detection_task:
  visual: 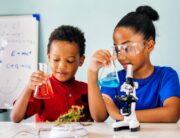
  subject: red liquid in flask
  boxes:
[34,79,54,99]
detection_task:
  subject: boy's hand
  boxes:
[88,50,112,72]
[27,70,49,91]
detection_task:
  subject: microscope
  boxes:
[113,64,140,132]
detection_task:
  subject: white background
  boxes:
[1,0,180,82]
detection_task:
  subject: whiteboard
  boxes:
[0,15,39,109]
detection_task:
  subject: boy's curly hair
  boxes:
[47,25,86,57]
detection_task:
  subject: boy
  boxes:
[11,25,92,122]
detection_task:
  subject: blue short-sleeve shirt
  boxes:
[101,66,180,110]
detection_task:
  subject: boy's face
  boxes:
[48,40,85,82]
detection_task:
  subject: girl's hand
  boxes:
[102,94,124,121]
[27,70,49,91]
[88,49,112,72]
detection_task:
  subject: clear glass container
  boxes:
[33,63,54,99]
[98,60,119,88]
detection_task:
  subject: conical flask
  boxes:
[33,63,54,99]
[98,60,119,88]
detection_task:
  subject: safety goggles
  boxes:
[114,40,146,56]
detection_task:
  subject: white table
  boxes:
[0,122,180,138]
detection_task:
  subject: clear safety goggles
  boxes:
[114,41,146,56]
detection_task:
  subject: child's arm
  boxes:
[10,86,33,123]
[103,95,180,123]
[136,96,180,123]
[10,71,47,123]
[102,94,124,120]
[88,50,112,122]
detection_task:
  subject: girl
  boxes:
[88,5,180,123]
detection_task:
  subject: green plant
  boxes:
[54,105,84,126]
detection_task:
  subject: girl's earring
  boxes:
[147,39,155,51]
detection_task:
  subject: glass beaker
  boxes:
[98,60,120,88]
[33,63,54,99]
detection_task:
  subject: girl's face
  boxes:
[113,27,154,73]
[48,40,84,82]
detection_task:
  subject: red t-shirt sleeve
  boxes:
[80,82,88,95]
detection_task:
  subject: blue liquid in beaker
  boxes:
[98,77,119,88]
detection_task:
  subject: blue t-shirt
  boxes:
[101,66,180,110]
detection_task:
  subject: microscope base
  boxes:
[113,118,140,132]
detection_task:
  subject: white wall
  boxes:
[1,0,180,82]
[0,0,180,121]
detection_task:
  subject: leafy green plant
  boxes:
[54,105,84,126]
